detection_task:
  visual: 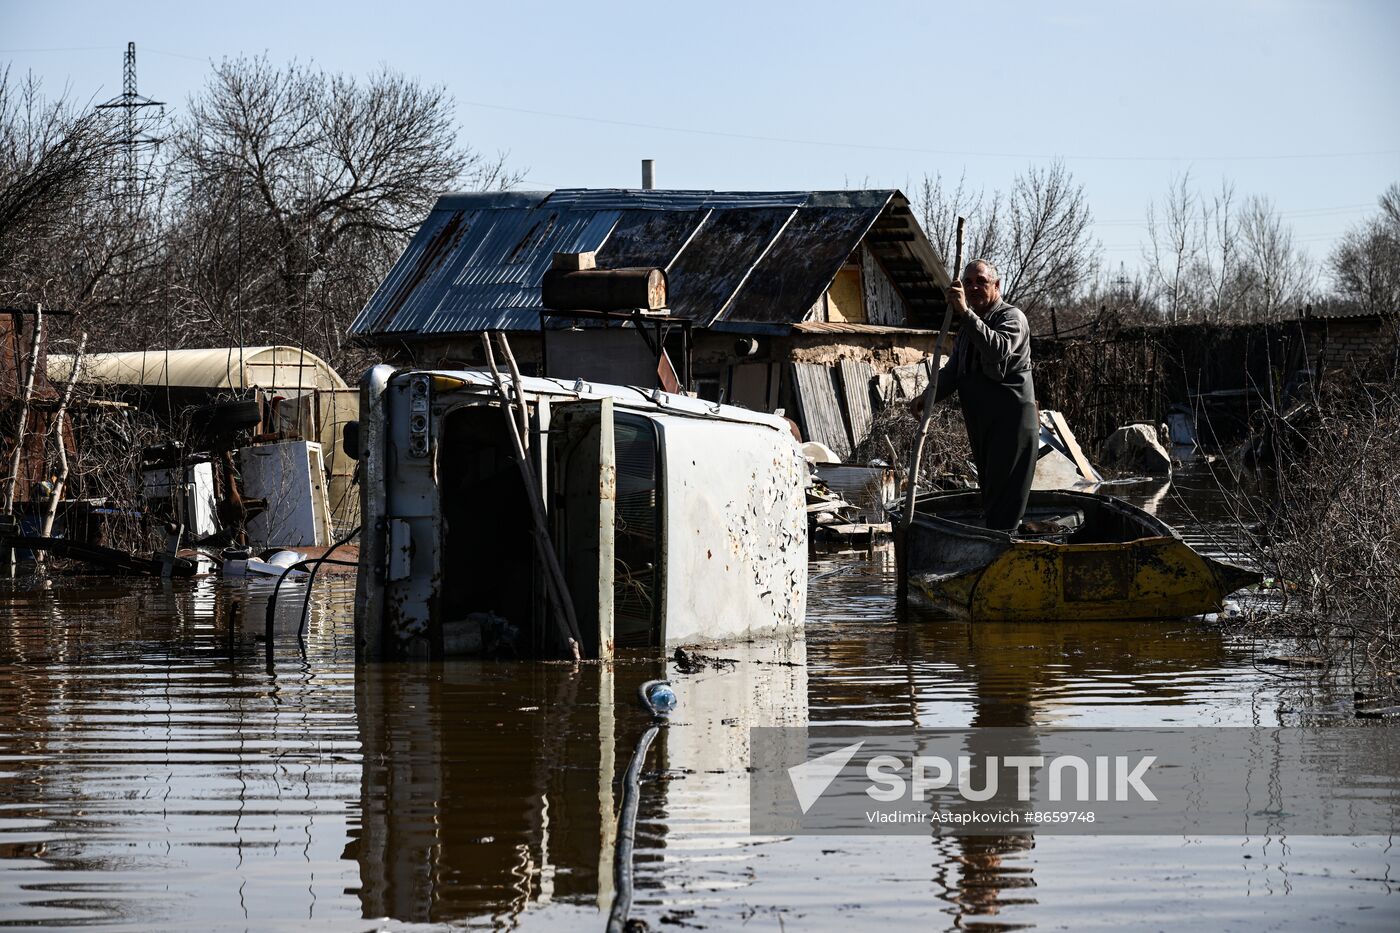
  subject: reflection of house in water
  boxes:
[347,638,807,926]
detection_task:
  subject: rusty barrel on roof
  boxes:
[541,266,668,312]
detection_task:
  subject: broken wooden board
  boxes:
[1047,409,1101,482]
[790,362,851,460]
[836,359,876,453]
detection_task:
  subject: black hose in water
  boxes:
[262,525,361,647]
[607,679,675,933]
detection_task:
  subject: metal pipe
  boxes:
[641,159,655,190]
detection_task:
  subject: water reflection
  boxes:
[0,469,1394,932]
[346,637,808,926]
[807,585,1243,928]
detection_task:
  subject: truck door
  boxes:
[549,398,616,659]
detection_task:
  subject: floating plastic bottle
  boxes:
[643,682,677,717]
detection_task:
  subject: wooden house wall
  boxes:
[860,246,909,326]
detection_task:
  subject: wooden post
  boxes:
[4,304,42,577]
[499,335,531,452]
[897,219,964,603]
[38,332,87,553]
[3,304,42,515]
[481,334,584,657]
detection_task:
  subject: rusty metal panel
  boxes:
[351,188,948,339]
[595,209,709,269]
[350,194,620,337]
[716,200,885,325]
[666,207,796,322]
[1063,548,1134,602]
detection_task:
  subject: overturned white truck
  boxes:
[352,365,809,660]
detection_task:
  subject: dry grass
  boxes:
[854,401,976,489]
[1240,355,1400,691]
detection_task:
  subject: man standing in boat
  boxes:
[916,260,1037,532]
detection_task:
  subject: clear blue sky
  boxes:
[4,0,1398,280]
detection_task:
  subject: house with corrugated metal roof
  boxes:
[348,188,953,459]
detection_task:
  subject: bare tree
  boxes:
[1238,195,1312,320]
[0,69,124,309]
[1144,171,1205,324]
[168,56,521,365]
[999,160,1098,312]
[1202,179,1243,323]
[1329,183,1400,317]
[913,161,1097,314]
[912,171,1003,276]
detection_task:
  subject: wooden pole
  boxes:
[37,333,86,554]
[897,219,964,603]
[481,334,584,658]
[3,304,43,515]
[498,334,531,452]
[3,304,42,576]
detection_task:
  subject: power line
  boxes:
[462,98,1400,164]
[1091,204,1377,227]
[0,46,113,53]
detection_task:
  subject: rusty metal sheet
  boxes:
[715,200,886,325]
[595,209,709,269]
[666,207,796,322]
[350,188,948,339]
[350,195,620,337]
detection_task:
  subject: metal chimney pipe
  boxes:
[641,159,655,190]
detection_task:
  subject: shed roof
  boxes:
[47,346,348,393]
[349,188,950,340]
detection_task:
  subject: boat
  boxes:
[892,488,1259,621]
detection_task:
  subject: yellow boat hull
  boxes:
[898,489,1259,621]
[910,536,1247,621]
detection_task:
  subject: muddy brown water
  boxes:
[1,465,1395,931]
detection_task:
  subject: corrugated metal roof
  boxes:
[350,188,946,339]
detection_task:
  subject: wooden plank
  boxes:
[837,359,876,451]
[1047,409,1099,482]
[551,250,597,271]
[790,362,851,460]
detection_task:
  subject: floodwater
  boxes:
[1,464,1396,931]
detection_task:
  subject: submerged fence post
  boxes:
[38,332,87,552]
[4,304,43,577]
